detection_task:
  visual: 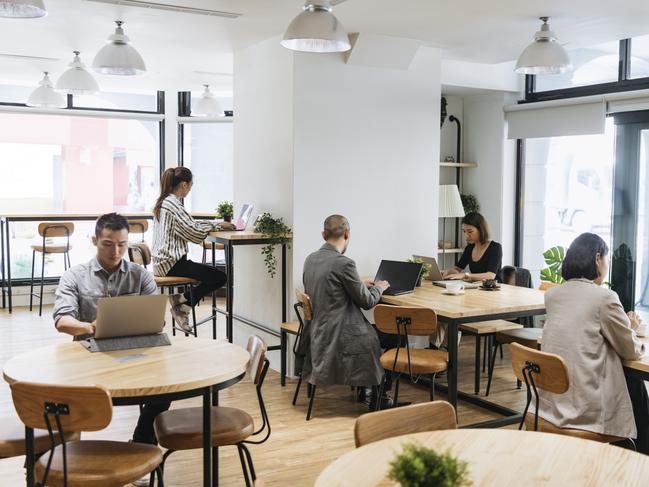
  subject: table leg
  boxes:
[447,320,458,409]
[6,219,12,313]
[212,246,217,339]
[474,334,481,395]
[212,388,219,487]
[226,242,234,343]
[1,219,5,309]
[203,387,212,487]
[25,426,34,487]
[281,330,287,387]
[282,243,287,323]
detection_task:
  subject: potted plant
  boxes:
[388,442,471,487]
[254,212,291,278]
[540,245,567,284]
[216,201,234,222]
[460,194,480,215]
[409,257,432,286]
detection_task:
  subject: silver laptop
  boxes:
[412,255,480,289]
[233,203,254,231]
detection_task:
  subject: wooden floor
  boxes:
[0,302,528,486]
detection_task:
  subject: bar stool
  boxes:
[202,240,225,265]
[30,222,74,316]
[128,219,148,243]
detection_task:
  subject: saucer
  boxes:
[442,289,465,295]
[479,286,501,291]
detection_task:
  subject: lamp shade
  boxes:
[0,0,46,18]
[438,185,465,218]
[192,85,223,117]
[27,72,66,108]
[281,1,351,53]
[92,20,146,76]
[55,51,99,94]
[515,17,572,75]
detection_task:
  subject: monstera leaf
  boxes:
[540,246,567,283]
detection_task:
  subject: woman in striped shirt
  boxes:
[152,166,231,331]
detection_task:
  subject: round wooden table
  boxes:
[316,429,649,487]
[3,336,250,487]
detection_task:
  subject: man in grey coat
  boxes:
[300,214,398,409]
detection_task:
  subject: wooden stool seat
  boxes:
[34,440,162,487]
[153,276,200,286]
[156,406,254,450]
[496,328,543,349]
[379,348,448,375]
[203,241,225,250]
[280,321,300,335]
[459,320,523,335]
[30,244,72,254]
[524,413,625,444]
[0,415,79,458]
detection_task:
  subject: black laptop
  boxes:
[374,260,423,296]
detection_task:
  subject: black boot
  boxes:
[367,387,394,410]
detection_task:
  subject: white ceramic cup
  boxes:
[637,323,649,338]
[446,282,465,294]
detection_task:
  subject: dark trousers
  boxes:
[624,368,649,454]
[167,255,227,307]
[132,399,171,444]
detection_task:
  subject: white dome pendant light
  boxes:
[0,0,46,18]
[92,20,146,75]
[515,17,572,75]
[56,51,100,94]
[192,85,223,117]
[27,72,66,108]
[281,1,351,53]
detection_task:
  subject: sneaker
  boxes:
[169,300,193,333]
[132,474,151,487]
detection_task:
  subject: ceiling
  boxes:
[2,0,649,93]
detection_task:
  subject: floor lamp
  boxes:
[438,185,465,266]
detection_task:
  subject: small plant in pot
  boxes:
[216,201,234,222]
[408,257,432,286]
[388,442,471,487]
[254,212,291,278]
[460,194,480,215]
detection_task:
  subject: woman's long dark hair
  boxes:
[462,212,490,244]
[153,167,193,220]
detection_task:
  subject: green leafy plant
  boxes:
[388,442,471,487]
[409,257,432,279]
[216,201,234,221]
[460,194,480,214]
[254,212,291,278]
[540,246,567,284]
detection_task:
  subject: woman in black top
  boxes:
[442,212,502,282]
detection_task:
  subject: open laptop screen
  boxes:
[374,260,423,295]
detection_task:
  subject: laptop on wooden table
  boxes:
[374,260,423,296]
[412,255,480,289]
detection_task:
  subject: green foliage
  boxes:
[409,257,432,278]
[254,212,291,278]
[540,246,567,283]
[388,442,471,487]
[216,201,234,220]
[460,194,480,214]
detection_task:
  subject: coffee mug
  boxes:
[637,324,649,338]
[482,279,498,289]
[446,282,465,294]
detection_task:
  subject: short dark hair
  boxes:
[95,212,129,238]
[561,233,609,281]
[462,212,490,244]
[323,214,349,240]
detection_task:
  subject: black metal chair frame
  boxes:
[30,224,72,316]
[37,400,163,487]
[160,359,270,487]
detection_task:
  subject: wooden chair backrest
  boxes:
[11,382,112,432]
[37,222,74,238]
[509,343,569,394]
[246,335,268,385]
[128,219,149,235]
[129,243,152,267]
[374,305,438,336]
[539,282,559,291]
[295,290,313,321]
[354,401,457,447]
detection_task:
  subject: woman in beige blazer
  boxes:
[539,233,647,453]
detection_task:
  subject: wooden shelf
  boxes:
[437,248,464,254]
[440,162,478,168]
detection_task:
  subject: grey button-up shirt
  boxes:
[53,257,158,326]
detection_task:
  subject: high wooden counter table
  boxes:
[316,429,649,487]
[381,282,546,427]
[3,336,249,487]
[624,335,649,379]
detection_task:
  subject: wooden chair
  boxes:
[509,342,626,444]
[128,243,200,337]
[127,219,148,243]
[202,240,225,265]
[279,290,311,387]
[354,400,457,447]
[374,305,447,409]
[0,415,80,459]
[10,382,163,486]
[155,335,270,487]
[30,222,74,316]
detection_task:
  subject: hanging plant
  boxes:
[254,212,291,278]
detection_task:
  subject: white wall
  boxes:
[291,47,441,283]
[233,37,294,360]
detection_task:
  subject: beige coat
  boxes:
[539,279,645,438]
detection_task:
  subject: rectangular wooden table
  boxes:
[624,336,649,379]
[0,212,214,312]
[381,281,546,427]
